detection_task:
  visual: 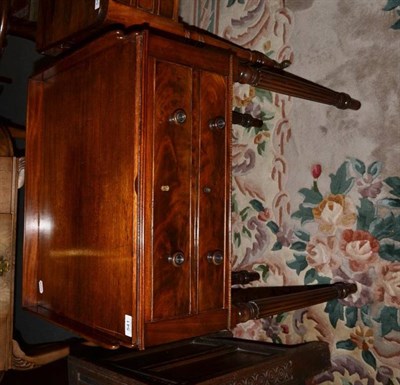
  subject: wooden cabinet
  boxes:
[23,28,231,350]
[21,0,361,358]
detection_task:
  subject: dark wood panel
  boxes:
[150,59,193,321]
[36,0,106,52]
[197,71,228,313]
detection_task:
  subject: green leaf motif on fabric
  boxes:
[276,313,287,323]
[249,199,265,212]
[294,229,310,242]
[362,350,377,370]
[382,0,400,28]
[392,18,400,29]
[255,88,273,103]
[239,206,251,221]
[382,0,400,11]
[349,157,366,176]
[234,232,241,248]
[345,306,358,328]
[304,268,317,284]
[361,305,373,327]
[357,198,376,231]
[330,162,354,195]
[267,220,280,234]
[370,214,400,241]
[242,226,251,238]
[232,194,239,213]
[290,241,307,252]
[287,253,308,275]
[259,110,275,121]
[302,269,330,285]
[292,204,314,224]
[379,243,400,262]
[379,198,400,208]
[298,187,323,205]
[315,275,331,284]
[336,339,357,350]
[385,176,400,197]
[375,307,400,336]
[227,0,245,7]
[257,141,266,156]
[254,264,269,282]
[325,299,344,327]
[367,161,382,179]
[272,241,283,251]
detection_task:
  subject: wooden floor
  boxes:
[1,358,69,385]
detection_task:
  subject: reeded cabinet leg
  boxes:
[231,282,357,325]
[235,63,361,110]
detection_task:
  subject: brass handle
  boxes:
[168,251,185,267]
[207,250,224,266]
[169,109,187,125]
[0,256,10,276]
[208,116,226,130]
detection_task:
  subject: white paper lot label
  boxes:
[125,315,133,337]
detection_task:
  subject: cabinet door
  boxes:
[147,58,194,321]
[143,34,231,346]
[197,71,229,312]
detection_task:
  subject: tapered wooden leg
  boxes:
[231,282,357,325]
[235,63,361,110]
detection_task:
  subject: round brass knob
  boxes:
[207,250,224,266]
[169,109,187,125]
[208,116,226,130]
[168,251,185,267]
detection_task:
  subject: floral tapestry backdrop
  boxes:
[180,1,400,384]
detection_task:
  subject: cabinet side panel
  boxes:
[25,36,138,343]
[23,80,44,309]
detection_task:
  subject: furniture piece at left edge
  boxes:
[0,120,72,381]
